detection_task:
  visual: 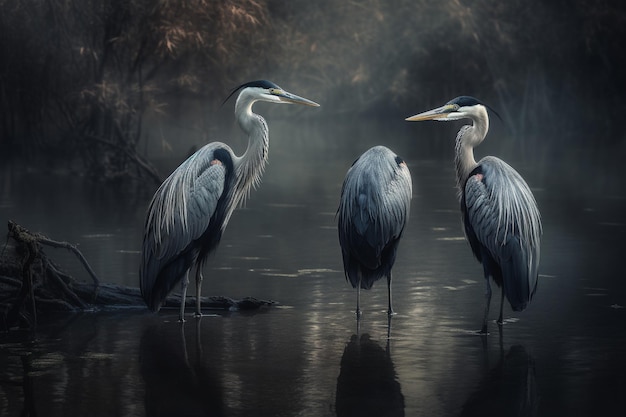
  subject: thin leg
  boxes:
[195,267,203,318]
[480,277,492,335]
[387,272,395,316]
[497,285,504,326]
[356,274,362,319]
[179,270,189,322]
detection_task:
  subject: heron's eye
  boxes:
[269,88,282,95]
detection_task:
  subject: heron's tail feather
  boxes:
[344,264,384,290]
[500,237,539,312]
[140,253,193,312]
[341,239,400,290]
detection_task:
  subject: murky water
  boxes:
[1,120,625,416]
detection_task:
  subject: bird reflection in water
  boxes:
[139,321,225,417]
[335,322,405,417]
[461,344,538,417]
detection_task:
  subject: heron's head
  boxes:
[224,80,320,108]
[405,96,500,123]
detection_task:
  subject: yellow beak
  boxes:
[405,104,456,122]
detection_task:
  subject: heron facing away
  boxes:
[406,96,541,334]
[140,80,319,321]
[337,146,412,318]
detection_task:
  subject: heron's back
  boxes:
[462,157,541,310]
[338,146,412,289]
[140,143,237,311]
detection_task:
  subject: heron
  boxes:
[406,96,541,333]
[337,146,412,318]
[140,80,319,321]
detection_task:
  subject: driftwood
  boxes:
[1,221,276,330]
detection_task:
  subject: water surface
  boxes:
[1,120,624,416]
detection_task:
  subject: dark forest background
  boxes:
[1,0,624,184]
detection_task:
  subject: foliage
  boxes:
[0,0,274,181]
[0,0,623,180]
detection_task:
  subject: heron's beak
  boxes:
[276,90,320,107]
[405,104,455,122]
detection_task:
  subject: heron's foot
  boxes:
[178,316,186,323]
[194,312,203,318]
[387,309,397,317]
[497,317,504,326]
[355,309,362,319]
[478,324,489,336]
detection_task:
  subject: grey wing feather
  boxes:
[140,143,230,302]
[338,146,412,282]
[464,157,541,310]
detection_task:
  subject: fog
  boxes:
[1,1,624,175]
[1,3,625,416]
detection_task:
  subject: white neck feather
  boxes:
[234,93,269,206]
[454,105,489,196]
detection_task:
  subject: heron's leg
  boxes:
[195,267,203,318]
[480,276,492,335]
[179,270,190,322]
[497,285,504,326]
[387,272,395,316]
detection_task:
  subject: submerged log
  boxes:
[1,221,276,330]
[72,281,277,311]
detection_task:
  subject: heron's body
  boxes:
[461,156,540,313]
[140,142,239,312]
[406,96,541,333]
[140,81,319,320]
[337,146,412,316]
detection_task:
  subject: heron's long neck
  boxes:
[454,130,477,193]
[234,99,269,203]
[454,110,488,197]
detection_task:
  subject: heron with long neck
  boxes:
[140,80,319,321]
[406,96,541,334]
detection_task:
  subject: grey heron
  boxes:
[337,146,412,318]
[406,96,541,334]
[140,80,319,321]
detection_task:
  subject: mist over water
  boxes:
[1,1,625,415]
[1,115,625,416]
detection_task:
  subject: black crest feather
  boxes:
[447,95,502,121]
[222,80,280,106]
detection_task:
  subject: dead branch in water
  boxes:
[2,220,101,329]
[1,221,276,331]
